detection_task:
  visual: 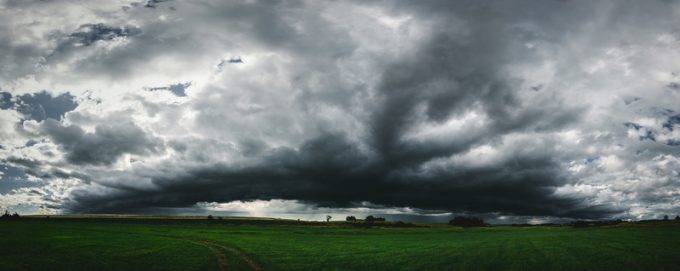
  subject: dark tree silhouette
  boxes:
[448,216,485,227]
[1,211,20,220]
[326,215,332,222]
[675,215,680,221]
[364,215,385,223]
[346,216,357,222]
[207,215,214,220]
[664,215,669,221]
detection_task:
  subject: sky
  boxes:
[0,0,679,223]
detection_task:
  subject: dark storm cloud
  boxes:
[65,132,617,219]
[39,119,163,165]
[60,0,618,218]
[5,0,677,220]
[370,0,584,168]
[0,91,78,121]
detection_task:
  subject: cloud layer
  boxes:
[0,0,679,221]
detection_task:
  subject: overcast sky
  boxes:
[0,0,679,223]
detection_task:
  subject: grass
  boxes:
[1,216,679,270]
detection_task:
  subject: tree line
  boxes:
[0,210,20,220]
[345,215,387,222]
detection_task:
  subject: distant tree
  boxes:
[207,215,214,220]
[346,216,356,222]
[448,216,486,227]
[664,215,669,221]
[364,215,386,223]
[326,215,332,222]
[676,215,680,221]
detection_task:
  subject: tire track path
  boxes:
[188,240,230,271]
[63,226,262,271]
[200,240,262,271]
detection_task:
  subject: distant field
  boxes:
[1,216,679,271]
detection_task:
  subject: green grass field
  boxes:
[1,217,679,271]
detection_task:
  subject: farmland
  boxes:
[1,216,679,271]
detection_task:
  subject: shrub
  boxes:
[365,215,386,223]
[346,216,357,222]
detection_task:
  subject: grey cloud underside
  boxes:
[66,133,616,219]
[40,119,163,165]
